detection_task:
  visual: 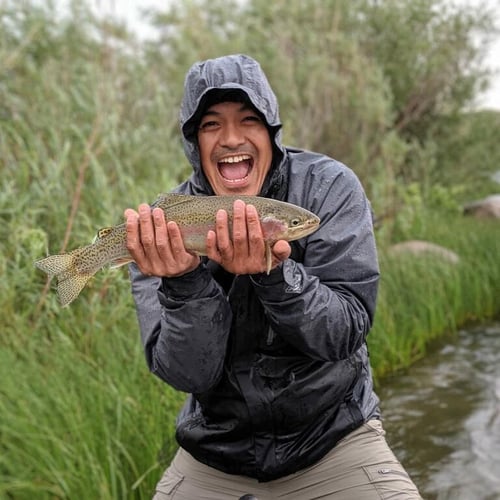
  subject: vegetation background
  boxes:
[1,0,499,497]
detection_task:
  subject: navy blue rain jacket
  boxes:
[129,54,381,481]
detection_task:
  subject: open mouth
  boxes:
[217,154,253,183]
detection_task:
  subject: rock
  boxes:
[387,240,460,264]
[463,194,500,219]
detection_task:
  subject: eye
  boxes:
[291,218,301,227]
[199,120,219,131]
[242,114,262,124]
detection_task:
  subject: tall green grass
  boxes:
[371,214,500,376]
[1,144,186,498]
[1,209,498,499]
[1,273,186,499]
[1,1,499,497]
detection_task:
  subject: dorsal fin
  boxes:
[95,227,114,240]
[152,193,195,210]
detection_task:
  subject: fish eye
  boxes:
[291,218,301,227]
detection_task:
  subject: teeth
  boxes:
[219,154,251,164]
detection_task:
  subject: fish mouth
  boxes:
[305,216,321,233]
[217,154,253,184]
[290,216,321,239]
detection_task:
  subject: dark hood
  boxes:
[179,54,287,198]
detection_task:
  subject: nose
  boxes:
[219,122,245,148]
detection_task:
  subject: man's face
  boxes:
[197,101,273,196]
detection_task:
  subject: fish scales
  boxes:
[34,194,320,306]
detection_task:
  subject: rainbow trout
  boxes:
[35,194,320,306]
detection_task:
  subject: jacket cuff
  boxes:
[251,260,305,297]
[160,263,212,299]
[250,262,285,286]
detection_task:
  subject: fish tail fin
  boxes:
[34,252,94,306]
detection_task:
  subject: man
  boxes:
[125,54,421,499]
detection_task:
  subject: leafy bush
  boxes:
[0,0,499,497]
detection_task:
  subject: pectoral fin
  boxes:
[265,242,272,275]
[109,257,134,269]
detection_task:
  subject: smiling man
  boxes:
[125,54,422,499]
[197,100,273,195]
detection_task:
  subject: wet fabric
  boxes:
[130,54,382,481]
[177,53,287,199]
[152,420,422,500]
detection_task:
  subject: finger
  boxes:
[124,208,144,259]
[166,221,186,257]
[152,207,171,257]
[138,204,157,254]
[272,240,291,262]
[164,221,201,275]
[246,203,264,249]
[215,209,232,257]
[231,200,248,253]
[206,230,221,262]
[124,208,138,219]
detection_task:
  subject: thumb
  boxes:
[272,240,291,261]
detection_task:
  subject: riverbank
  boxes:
[371,212,500,378]
[2,2,500,496]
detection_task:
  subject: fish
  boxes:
[34,194,320,306]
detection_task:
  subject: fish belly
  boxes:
[179,223,215,255]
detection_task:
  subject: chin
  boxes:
[216,181,261,197]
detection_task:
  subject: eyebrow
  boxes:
[202,102,254,117]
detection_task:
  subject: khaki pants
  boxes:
[153,420,422,500]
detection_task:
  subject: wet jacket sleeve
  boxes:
[129,263,232,393]
[250,166,379,361]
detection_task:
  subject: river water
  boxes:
[378,322,500,500]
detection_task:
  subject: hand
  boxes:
[206,199,291,275]
[124,204,200,278]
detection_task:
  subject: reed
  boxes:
[1,2,499,497]
[2,209,498,498]
[1,281,185,499]
[370,214,500,376]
